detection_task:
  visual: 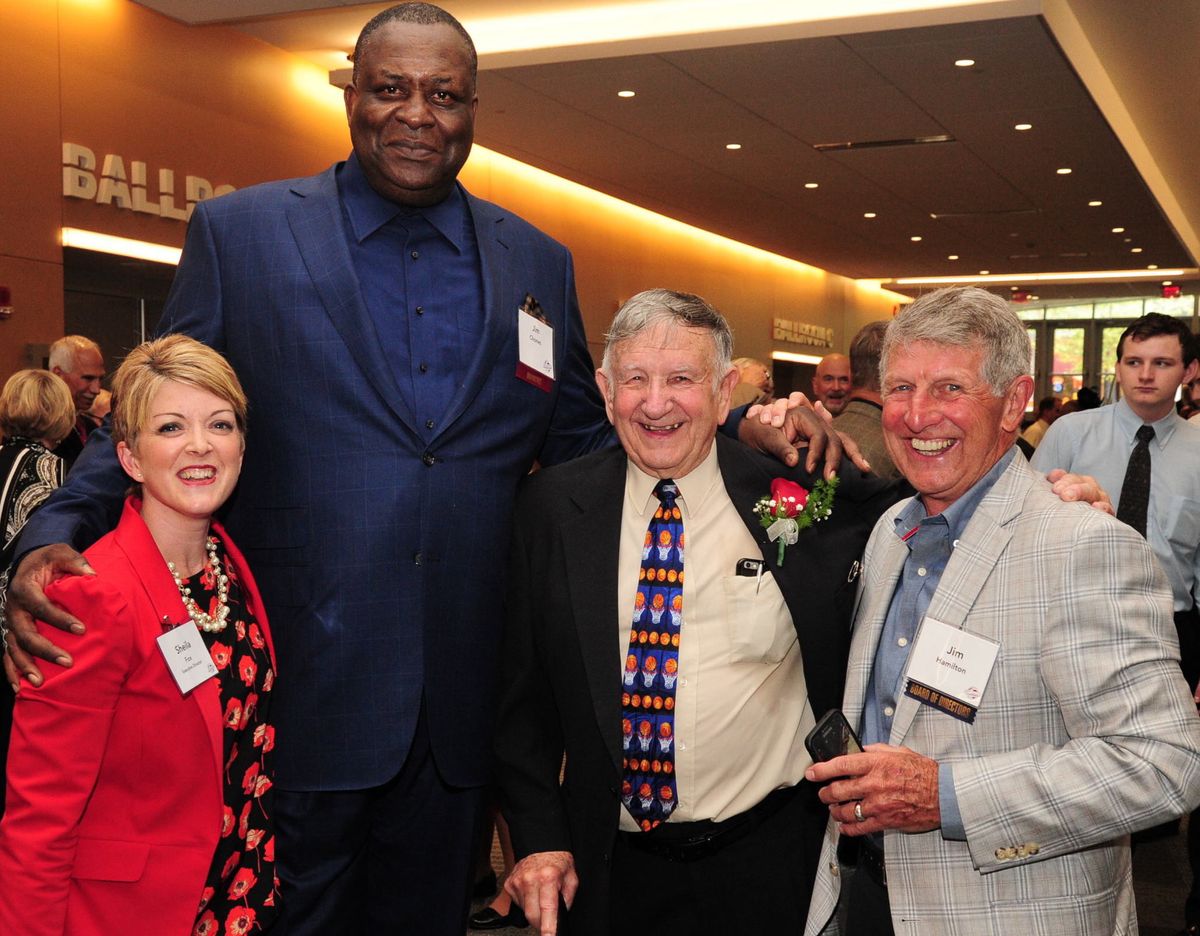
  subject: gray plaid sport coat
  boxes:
[806,453,1200,936]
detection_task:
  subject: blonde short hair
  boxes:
[0,370,76,444]
[111,335,247,448]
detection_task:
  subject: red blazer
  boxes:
[0,498,276,936]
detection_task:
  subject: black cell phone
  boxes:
[805,709,863,763]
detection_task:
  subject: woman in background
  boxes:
[0,335,279,935]
[0,368,75,819]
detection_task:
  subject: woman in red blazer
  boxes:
[0,335,279,935]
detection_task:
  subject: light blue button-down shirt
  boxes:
[861,448,1015,840]
[1032,399,1200,611]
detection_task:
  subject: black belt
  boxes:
[619,784,801,862]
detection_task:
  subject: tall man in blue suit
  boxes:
[2,5,831,933]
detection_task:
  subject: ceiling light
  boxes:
[617,90,636,98]
[1014,123,1033,131]
[61,227,181,265]
[1088,200,1103,207]
[1111,227,1125,233]
[725,143,742,150]
[1009,285,1020,291]
[955,58,975,67]
[1056,168,1072,175]
[1148,264,1159,270]
[979,270,990,275]
[804,182,819,189]
[910,236,923,242]
[1029,295,1040,301]
[1163,281,1174,286]
[947,254,959,260]
[891,268,1194,286]
[1131,247,1143,253]
[863,212,877,219]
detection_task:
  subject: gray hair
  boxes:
[848,320,889,391]
[48,334,102,373]
[602,289,733,392]
[352,3,478,86]
[881,287,1030,395]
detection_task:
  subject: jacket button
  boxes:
[413,552,423,565]
[422,452,436,466]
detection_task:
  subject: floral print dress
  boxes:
[187,535,280,936]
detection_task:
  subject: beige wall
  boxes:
[0,0,902,382]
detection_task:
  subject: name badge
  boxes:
[156,621,218,695]
[516,293,555,392]
[902,616,998,723]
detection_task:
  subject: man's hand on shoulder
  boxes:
[505,850,578,936]
[1044,469,1115,515]
[740,391,870,478]
[2,544,94,691]
[806,743,941,836]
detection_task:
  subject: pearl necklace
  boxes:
[168,536,231,633]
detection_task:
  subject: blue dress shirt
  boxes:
[861,447,1016,839]
[1032,399,1200,611]
[337,153,483,440]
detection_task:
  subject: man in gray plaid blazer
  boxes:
[805,286,1200,936]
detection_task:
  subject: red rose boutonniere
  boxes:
[752,476,839,565]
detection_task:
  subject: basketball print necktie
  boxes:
[620,479,683,831]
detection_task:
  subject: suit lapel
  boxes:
[845,526,907,730]
[437,193,516,435]
[284,168,417,432]
[563,451,628,771]
[112,500,225,790]
[889,456,1027,744]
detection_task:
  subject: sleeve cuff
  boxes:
[938,761,967,840]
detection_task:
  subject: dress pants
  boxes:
[606,783,823,936]
[273,703,484,935]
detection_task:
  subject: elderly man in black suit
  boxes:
[494,289,899,935]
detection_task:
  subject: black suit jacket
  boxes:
[495,434,900,933]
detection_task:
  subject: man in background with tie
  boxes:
[494,289,898,935]
[1031,311,1200,936]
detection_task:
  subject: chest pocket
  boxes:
[1162,495,1200,553]
[722,573,796,664]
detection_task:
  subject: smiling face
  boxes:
[344,21,477,207]
[812,354,851,415]
[116,380,244,537]
[596,323,738,480]
[1116,333,1197,422]
[882,341,1031,516]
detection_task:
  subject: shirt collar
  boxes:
[338,152,470,252]
[894,446,1016,543]
[1113,396,1181,448]
[625,441,721,517]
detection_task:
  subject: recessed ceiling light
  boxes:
[617,90,636,98]
[979,269,990,275]
[1029,295,1040,301]
[725,143,742,150]
[1163,280,1174,286]
[1088,200,1103,207]
[910,236,923,242]
[947,254,959,260]
[1056,168,1072,175]
[1014,123,1033,131]
[1010,285,1020,291]
[955,58,975,67]
[1148,264,1159,270]
[804,182,819,189]
[1131,247,1143,253]
[1111,226,1125,233]
[863,212,877,219]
